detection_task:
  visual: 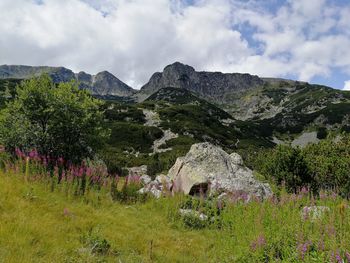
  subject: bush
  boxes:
[80,229,111,255]
[110,176,147,204]
[254,134,350,196]
[255,145,312,193]
[303,134,350,196]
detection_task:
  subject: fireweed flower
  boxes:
[319,191,327,200]
[300,186,309,195]
[345,252,350,263]
[85,167,93,179]
[250,234,266,252]
[331,250,343,263]
[302,207,310,221]
[330,191,338,201]
[63,208,70,217]
[297,240,312,260]
[317,238,325,251]
[28,149,38,159]
[57,157,64,166]
[15,148,25,159]
[326,225,336,238]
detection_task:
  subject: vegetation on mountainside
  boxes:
[101,87,273,176]
[220,80,350,142]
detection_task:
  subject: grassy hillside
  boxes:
[1,171,350,262]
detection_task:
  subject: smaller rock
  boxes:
[127,165,148,177]
[138,174,172,198]
[217,192,228,200]
[139,187,162,198]
[301,206,330,220]
[179,209,208,221]
[155,174,171,185]
[140,175,152,185]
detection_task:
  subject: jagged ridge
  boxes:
[0,65,135,97]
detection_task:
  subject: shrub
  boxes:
[80,229,111,255]
[110,176,146,204]
[255,145,312,193]
[303,134,350,196]
[254,134,350,196]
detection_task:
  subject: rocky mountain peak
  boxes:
[76,71,92,83]
[92,70,135,96]
[138,62,264,104]
[163,62,195,76]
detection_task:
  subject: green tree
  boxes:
[0,75,107,164]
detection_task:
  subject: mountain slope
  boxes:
[137,62,350,143]
[0,65,135,97]
[101,87,273,176]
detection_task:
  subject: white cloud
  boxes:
[344,80,350,91]
[0,0,349,88]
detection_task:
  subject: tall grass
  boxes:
[0,150,350,262]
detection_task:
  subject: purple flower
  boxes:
[57,157,64,165]
[250,234,266,252]
[63,208,70,216]
[331,250,343,263]
[345,251,350,263]
[318,239,325,251]
[297,240,312,260]
[15,148,25,158]
[326,225,336,237]
[300,186,309,195]
[28,149,38,160]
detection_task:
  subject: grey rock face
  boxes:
[76,71,93,83]
[139,62,264,104]
[0,65,135,96]
[168,142,272,200]
[92,71,135,96]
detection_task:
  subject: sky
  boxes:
[0,0,350,90]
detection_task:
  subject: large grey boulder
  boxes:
[168,143,272,200]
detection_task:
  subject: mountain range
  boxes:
[0,65,135,97]
[1,62,350,149]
